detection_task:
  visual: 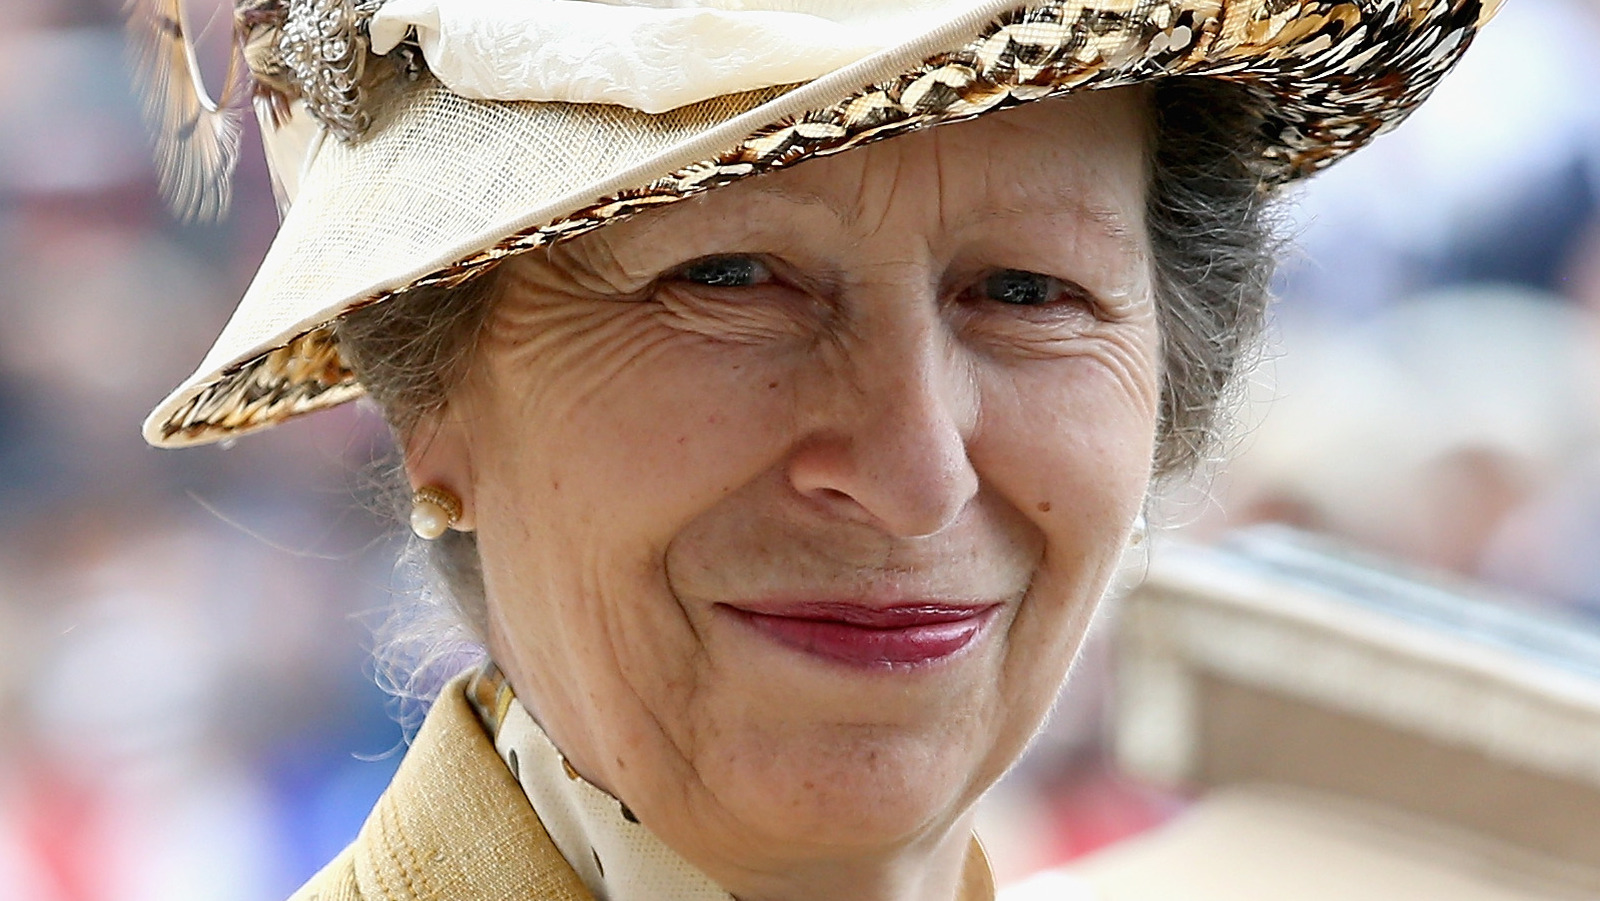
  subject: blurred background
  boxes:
[0,0,1596,897]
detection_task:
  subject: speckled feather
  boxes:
[125,0,247,221]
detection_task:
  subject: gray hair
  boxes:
[336,76,1279,701]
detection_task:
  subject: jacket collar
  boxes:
[348,674,595,901]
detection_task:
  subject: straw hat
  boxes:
[136,0,1503,448]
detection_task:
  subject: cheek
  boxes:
[985,305,1161,463]
[974,332,1160,575]
[969,353,1158,715]
[469,305,804,558]
[465,305,812,768]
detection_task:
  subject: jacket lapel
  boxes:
[349,678,596,901]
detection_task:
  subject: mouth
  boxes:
[718,601,1000,670]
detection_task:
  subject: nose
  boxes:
[786,305,981,539]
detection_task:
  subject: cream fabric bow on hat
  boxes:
[370,0,971,113]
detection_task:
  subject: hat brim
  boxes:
[144,0,1500,448]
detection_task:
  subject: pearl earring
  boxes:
[411,486,463,540]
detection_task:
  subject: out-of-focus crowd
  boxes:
[1181,0,1600,618]
[0,0,1596,897]
[1,2,409,898]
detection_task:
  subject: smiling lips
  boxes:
[722,601,999,669]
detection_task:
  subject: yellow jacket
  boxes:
[288,681,594,901]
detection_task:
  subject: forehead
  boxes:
[608,85,1153,252]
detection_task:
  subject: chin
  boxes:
[704,714,1001,853]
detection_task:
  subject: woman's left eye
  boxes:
[979,269,1077,306]
[673,255,773,288]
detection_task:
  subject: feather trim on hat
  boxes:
[126,0,423,219]
[125,0,247,221]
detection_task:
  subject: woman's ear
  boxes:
[403,406,476,532]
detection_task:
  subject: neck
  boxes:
[711,815,988,901]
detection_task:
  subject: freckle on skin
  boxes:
[1037,501,1052,513]
[767,381,779,389]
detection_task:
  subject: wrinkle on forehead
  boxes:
[954,187,1147,260]
[737,159,1145,246]
[667,88,1147,254]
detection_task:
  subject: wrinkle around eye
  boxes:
[651,283,826,346]
[957,301,1158,364]
[987,325,1162,415]
[539,232,663,298]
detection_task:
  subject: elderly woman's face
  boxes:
[419,88,1157,883]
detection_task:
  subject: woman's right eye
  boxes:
[672,255,773,288]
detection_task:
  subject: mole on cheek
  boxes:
[1037,501,1052,513]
